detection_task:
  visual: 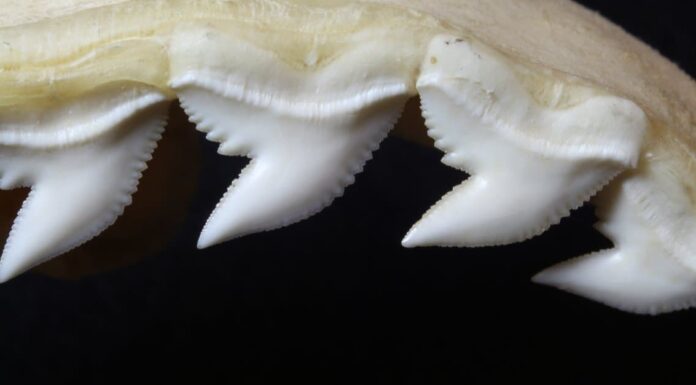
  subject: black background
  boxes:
[1,1,696,384]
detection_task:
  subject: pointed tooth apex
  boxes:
[401,226,430,248]
[0,100,169,282]
[534,182,696,315]
[532,249,696,315]
[407,35,645,247]
[176,85,407,248]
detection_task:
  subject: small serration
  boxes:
[403,35,645,248]
[0,96,169,282]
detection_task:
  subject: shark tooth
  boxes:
[0,88,169,282]
[170,25,411,248]
[178,86,405,249]
[533,177,696,315]
[403,36,646,248]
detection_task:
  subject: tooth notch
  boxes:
[404,35,646,248]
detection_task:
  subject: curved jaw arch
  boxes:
[0,0,694,316]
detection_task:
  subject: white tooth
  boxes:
[404,35,645,248]
[0,92,169,282]
[177,85,406,249]
[169,25,413,249]
[533,180,696,315]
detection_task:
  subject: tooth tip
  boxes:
[196,232,220,250]
[197,222,244,250]
[530,268,558,287]
[402,216,466,248]
[400,235,417,248]
[530,253,608,294]
[0,245,36,284]
[531,261,564,283]
[401,226,430,248]
[0,252,29,284]
[0,268,14,284]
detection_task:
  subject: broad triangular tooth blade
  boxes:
[403,35,644,248]
[177,85,407,249]
[402,87,621,247]
[533,181,696,315]
[0,100,169,282]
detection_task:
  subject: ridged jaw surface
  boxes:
[1,0,695,315]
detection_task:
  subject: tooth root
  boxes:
[404,35,645,248]
[0,101,169,282]
[533,182,696,315]
[176,86,406,249]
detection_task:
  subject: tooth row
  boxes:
[1,30,685,316]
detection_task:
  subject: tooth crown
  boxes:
[1,0,695,315]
